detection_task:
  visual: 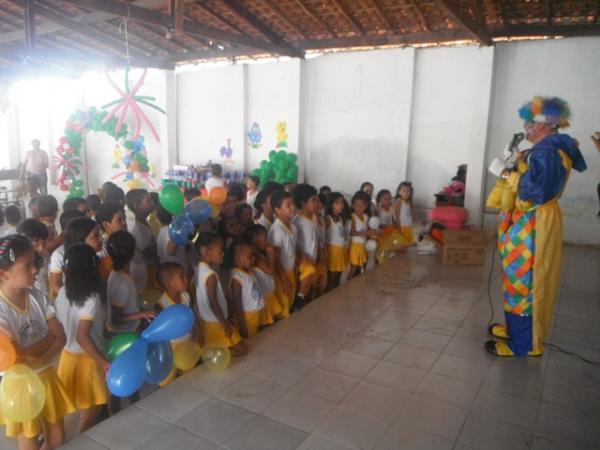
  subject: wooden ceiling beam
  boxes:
[408,0,430,32]
[60,0,297,57]
[193,1,247,36]
[294,0,337,37]
[492,23,600,38]
[168,46,262,62]
[218,0,303,57]
[260,0,307,39]
[329,0,363,35]
[434,0,493,45]
[295,29,472,50]
[364,0,394,32]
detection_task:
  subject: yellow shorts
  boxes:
[243,310,265,337]
[202,321,242,348]
[0,367,76,439]
[264,292,282,320]
[348,242,368,267]
[328,245,348,272]
[298,259,317,282]
[273,276,291,318]
[400,226,415,245]
[57,350,108,410]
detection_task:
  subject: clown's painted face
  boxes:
[524,121,553,144]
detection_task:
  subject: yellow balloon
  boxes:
[385,233,407,252]
[201,346,231,372]
[0,365,46,422]
[173,341,202,371]
[375,248,389,264]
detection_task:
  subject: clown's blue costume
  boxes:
[485,97,586,356]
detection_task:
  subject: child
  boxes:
[105,231,155,414]
[376,189,395,228]
[235,203,254,231]
[245,175,260,213]
[319,185,332,198]
[96,201,128,238]
[27,195,39,220]
[245,224,284,319]
[106,231,155,334]
[147,192,162,237]
[194,232,246,354]
[37,194,61,253]
[230,238,270,337]
[156,262,196,384]
[63,197,89,217]
[325,192,348,290]
[55,244,108,433]
[100,182,125,207]
[348,191,374,279]
[360,181,374,198]
[0,235,75,449]
[50,218,102,298]
[23,176,41,218]
[222,184,244,218]
[156,203,189,275]
[2,205,21,236]
[315,194,328,296]
[292,184,319,310]
[184,187,200,203]
[86,194,101,221]
[394,181,415,245]
[218,215,243,268]
[125,189,157,293]
[254,188,274,232]
[268,190,297,313]
[17,218,50,298]
[205,163,226,193]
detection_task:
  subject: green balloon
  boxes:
[159,183,184,215]
[288,153,298,162]
[105,332,139,361]
[260,160,269,170]
[268,151,277,162]
[277,150,287,159]
[124,141,133,150]
[251,169,260,177]
[74,180,83,187]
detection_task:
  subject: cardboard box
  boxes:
[441,229,486,265]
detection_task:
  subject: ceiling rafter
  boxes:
[364,0,394,32]
[329,0,363,35]
[408,0,430,32]
[259,0,307,39]
[433,0,493,45]
[293,0,337,38]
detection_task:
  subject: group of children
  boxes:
[0,169,415,449]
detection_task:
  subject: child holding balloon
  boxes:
[194,232,247,355]
[0,235,75,450]
[55,244,109,433]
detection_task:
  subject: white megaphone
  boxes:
[488,132,525,178]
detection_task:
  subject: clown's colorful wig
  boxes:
[518,96,570,129]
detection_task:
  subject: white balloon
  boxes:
[368,217,380,230]
[366,239,378,252]
[62,143,70,151]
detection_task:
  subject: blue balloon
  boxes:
[168,214,195,246]
[183,199,212,225]
[141,305,195,343]
[145,341,173,385]
[107,338,148,397]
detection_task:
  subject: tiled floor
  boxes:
[4,245,600,450]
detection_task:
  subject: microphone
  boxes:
[508,132,525,154]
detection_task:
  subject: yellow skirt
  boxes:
[244,310,265,337]
[203,321,242,348]
[57,350,108,410]
[0,367,76,439]
[400,226,415,245]
[273,275,290,319]
[348,242,368,267]
[265,292,282,320]
[328,245,348,272]
[298,259,317,281]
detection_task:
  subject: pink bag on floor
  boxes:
[430,206,467,230]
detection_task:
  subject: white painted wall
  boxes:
[302,48,415,198]
[246,60,301,171]
[177,65,245,171]
[408,45,495,226]
[484,37,600,245]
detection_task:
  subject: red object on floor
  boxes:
[430,206,468,230]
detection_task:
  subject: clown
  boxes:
[485,96,587,357]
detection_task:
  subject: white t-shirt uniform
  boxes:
[253,267,275,298]
[107,271,140,333]
[205,176,226,193]
[158,291,192,342]
[351,214,368,244]
[55,288,104,354]
[195,262,229,322]
[231,268,265,312]
[293,215,318,262]
[49,244,65,275]
[378,207,395,227]
[0,289,55,372]
[327,216,346,247]
[246,190,258,212]
[157,225,189,273]
[256,214,273,232]
[397,200,413,227]
[268,218,297,272]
